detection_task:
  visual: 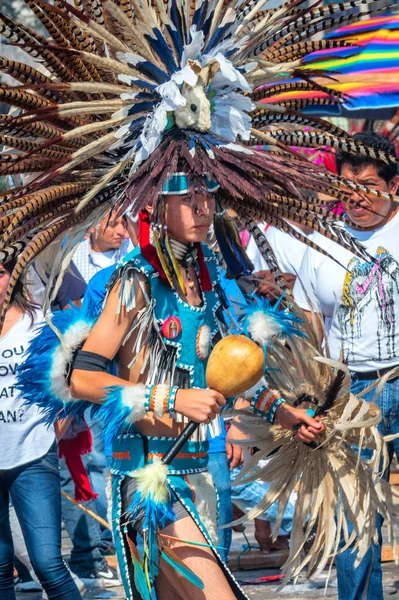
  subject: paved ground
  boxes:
[14,563,399,599]
[15,523,399,599]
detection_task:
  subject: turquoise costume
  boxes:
[106,244,248,599]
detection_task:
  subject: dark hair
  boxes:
[3,261,39,324]
[336,132,398,184]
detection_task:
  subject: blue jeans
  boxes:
[60,458,107,576]
[207,452,233,562]
[230,466,294,533]
[336,374,399,600]
[0,444,82,600]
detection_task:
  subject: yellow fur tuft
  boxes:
[131,458,169,504]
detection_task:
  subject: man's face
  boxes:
[91,215,129,250]
[342,163,399,229]
[164,192,215,243]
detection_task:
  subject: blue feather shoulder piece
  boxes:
[16,306,96,425]
[240,295,306,349]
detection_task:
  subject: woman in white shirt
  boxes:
[0,261,82,600]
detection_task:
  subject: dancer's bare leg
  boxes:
[155,515,236,600]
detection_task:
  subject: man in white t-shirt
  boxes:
[246,222,314,274]
[294,132,399,600]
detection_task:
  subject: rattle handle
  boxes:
[162,420,199,465]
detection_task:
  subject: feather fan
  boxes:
[230,304,399,586]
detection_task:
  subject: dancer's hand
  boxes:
[175,388,226,424]
[276,404,324,443]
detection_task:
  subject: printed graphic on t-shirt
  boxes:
[0,343,25,421]
[339,247,399,362]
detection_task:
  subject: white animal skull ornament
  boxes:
[174,59,219,132]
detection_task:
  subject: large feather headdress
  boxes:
[0,0,398,320]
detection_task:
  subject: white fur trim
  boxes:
[196,324,211,360]
[247,311,282,346]
[50,320,93,403]
[189,472,218,545]
[122,384,148,422]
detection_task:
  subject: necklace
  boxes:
[169,239,197,290]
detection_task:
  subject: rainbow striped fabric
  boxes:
[259,13,399,112]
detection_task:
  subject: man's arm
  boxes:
[70,274,226,423]
[292,244,325,343]
[70,277,141,403]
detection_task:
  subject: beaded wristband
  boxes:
[268,397,286,424]
[250,386,286,424]
[167,386,179,417]
[144,384,153,412]
[142,384,179,418]
[149,384,171,417]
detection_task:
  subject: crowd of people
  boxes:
[0,131,398,600]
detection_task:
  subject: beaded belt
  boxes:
[111,433,209,476]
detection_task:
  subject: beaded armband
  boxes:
[250,386,286,424]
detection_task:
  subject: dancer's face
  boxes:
[164,192,215,243]
[342,163,399,230]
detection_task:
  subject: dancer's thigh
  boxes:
[157,515,236,600]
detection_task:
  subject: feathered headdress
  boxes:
[0,0,398,321]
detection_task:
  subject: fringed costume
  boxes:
[104,238,249,599]
[3,0,399,597]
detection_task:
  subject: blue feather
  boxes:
[189,135,196,155]
[214,214,253,277]
[128,490,176,583]
[201,12,214,41]
[127,79,157,91]
[145,28,178,74]
[126,59,170,84]
[166,24,184,61]
[161,546,204,590]
[204,24,231,53]
[135,91,156,100]
[125,116,146,137]
[126,536,151,600]
[201,133,226,147]
[15,306,96,425]
[127,101,156,116]
[169,0,187,48]
[192,0,207,30]
[97,386,135,448]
